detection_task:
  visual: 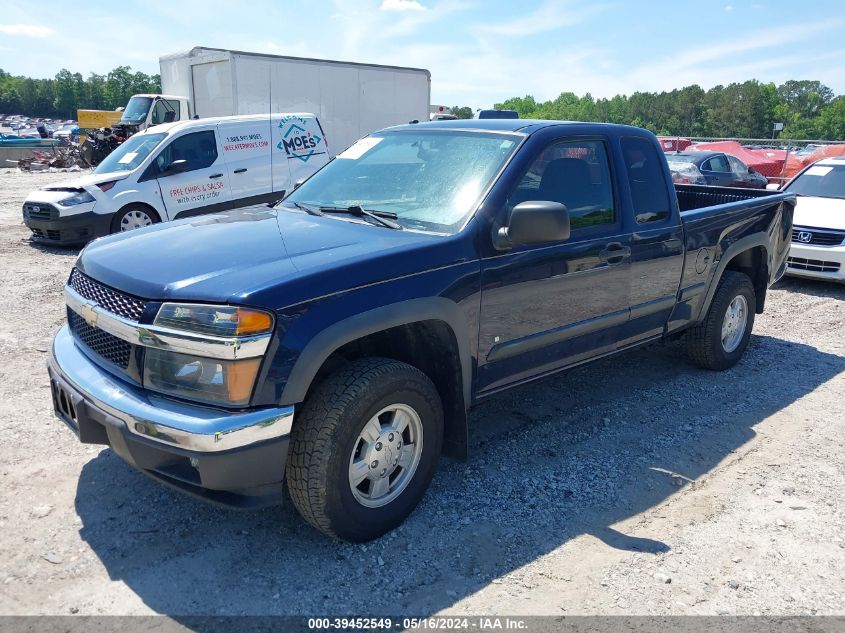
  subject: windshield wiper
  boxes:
[285,201,324,216]
[319,205,402,230]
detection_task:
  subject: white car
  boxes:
[22,113,330,245]
[784,157,845,283]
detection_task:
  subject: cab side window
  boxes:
[727,155,748,174]
[621,136,671,224]
[154,131,218,174]
[511,140,615,230]
[151,99,181,125]
[703,154,730,173]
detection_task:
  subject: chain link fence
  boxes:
[659,136,845,184]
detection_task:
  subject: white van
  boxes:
[23,113,330,245]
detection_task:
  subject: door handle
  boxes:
[209,173,223,179]
[600,242,631,265]
[233,168,248,174]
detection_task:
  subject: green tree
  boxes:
[53,69,77,118]
[104,66,134,109]
[777,80,834,120]
[449,106,473,119]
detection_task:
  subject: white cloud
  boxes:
[473,0,606,37]
[0,23,55,37]
[380,0,425,11]
[725,5,735,12]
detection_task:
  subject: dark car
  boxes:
[665,151,768,188]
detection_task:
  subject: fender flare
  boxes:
[279,297,473,407]
[696,233,769,322]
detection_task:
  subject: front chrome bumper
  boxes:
[49,324,294,453]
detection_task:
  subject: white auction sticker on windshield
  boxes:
[805,165,833,176]
[337,137,383,160]
[118,152,138,165]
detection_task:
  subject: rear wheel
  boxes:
[286,357,443,541]
[686,271,756,370]
[110,204,160,234]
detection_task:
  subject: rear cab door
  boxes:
[618,135,685,344]
[147,126,233,220]
[218,119,274,206]
[272,115,330,196]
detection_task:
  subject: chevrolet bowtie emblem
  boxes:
[81,303,98,328]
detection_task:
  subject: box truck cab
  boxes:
[23,113,329,245]
[119,94,192,130]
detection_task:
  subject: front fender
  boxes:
[279,297,473,407]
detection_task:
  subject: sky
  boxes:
[1,0,844,109]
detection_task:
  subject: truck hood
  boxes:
[76,206,458,307]
[793,196,845,231]
[39,170,129,192]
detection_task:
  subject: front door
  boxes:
[477,137,633,395]
[154,128,233,220]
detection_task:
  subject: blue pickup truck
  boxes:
[47,120,795,541]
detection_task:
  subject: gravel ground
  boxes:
[0,169,843,618]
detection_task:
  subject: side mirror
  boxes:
[766,183,781,191]
[496,201,570,248]
[163,111,176,123]
[163,159,188,175]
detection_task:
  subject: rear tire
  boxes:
[686,271,756,370]
[110,204,160,234]
[286,357,443,542]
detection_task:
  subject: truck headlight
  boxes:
[144,349,262,406]
[142,303,274,406]
[60,190,96,206]
[154,303,273,337]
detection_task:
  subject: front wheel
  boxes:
[286,358,443,541]
[686,271,756,370]
[110,205,160,234]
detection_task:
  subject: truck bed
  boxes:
[675,183,780,212]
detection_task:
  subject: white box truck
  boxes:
[158,46,431,154]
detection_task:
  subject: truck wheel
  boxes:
[286,357,443,541]
[686,271,756,370]
[110,205,160,234]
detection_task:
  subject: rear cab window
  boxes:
[621,136,672,224]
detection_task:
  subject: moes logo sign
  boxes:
[277,117,325,162]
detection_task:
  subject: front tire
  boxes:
[286,358,443,542]
[110,204,160,234]
[686,271,756,370]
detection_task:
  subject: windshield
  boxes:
[785,164,845,199]
[121,96,153,124]
[94,132,166,174]
[284,130,520,233]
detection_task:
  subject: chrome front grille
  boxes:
[68,268,146,321]
[791,227,845,247]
